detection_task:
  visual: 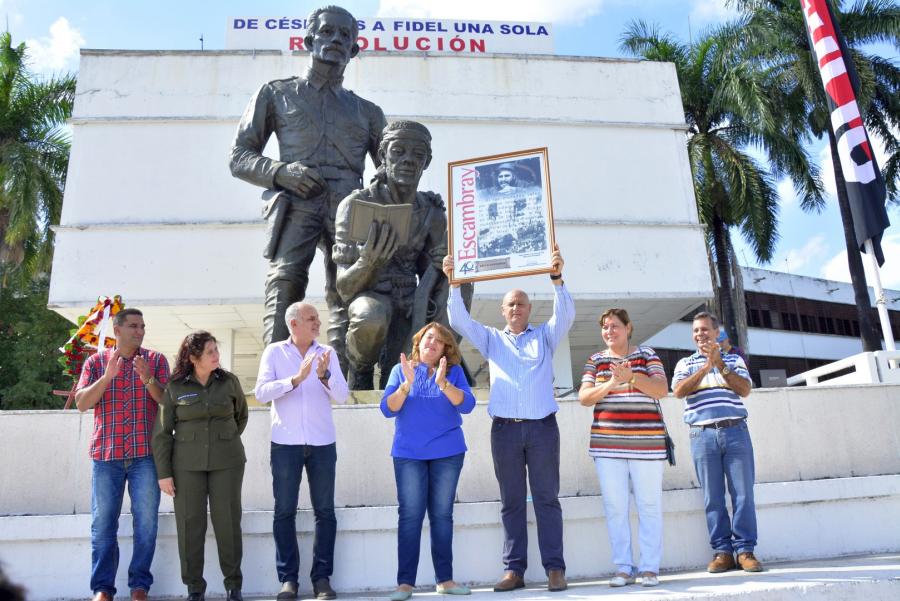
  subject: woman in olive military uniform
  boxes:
[153,331,249,601]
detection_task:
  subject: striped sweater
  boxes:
[671,351,751,425]
[581,346,667,460]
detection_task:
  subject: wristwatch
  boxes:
[721,366,732,376]
[440,379,450,391]
[143,376,156,387]
[319,369,331,381]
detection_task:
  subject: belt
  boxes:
[698,418,746,430]
[493,414,556,424]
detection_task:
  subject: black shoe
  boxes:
[187,594,205,601]
[277,582,299,601]
[313,578,337,600]
[226,590,243,601]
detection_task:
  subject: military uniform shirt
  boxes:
[153,369,249,479]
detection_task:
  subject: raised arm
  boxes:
[543,246,575,350]
[543,283,575,351]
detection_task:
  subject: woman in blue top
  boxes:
[381,322,477,600]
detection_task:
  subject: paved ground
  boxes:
[147,554,900,601]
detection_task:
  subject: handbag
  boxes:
[654,398,676,467]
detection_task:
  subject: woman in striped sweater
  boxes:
[579,308,669,588]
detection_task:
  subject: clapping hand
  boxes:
[610,360,633,385]
[134,353,152,383]
[296,352,316,383]
[434,356,448,389]
[316,349,332,379]
[399,352,416,385]
[699,342,724,370]
[103,350,122,382]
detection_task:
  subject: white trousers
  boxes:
[594,457,664,574]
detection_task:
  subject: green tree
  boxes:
[0,273,73,409]
[0,32,76,286]
[733,0,900,351]
[620,20,825,347]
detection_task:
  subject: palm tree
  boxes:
[620,20,825,348]
[732,0,900,351]
[0,32,76,286]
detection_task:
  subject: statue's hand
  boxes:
[359,221,399,267]
[275,162,327,198]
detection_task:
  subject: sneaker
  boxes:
[609,572,636,587]
[707,552,736,573]
[639,572,659,587]
[737,551,763,572]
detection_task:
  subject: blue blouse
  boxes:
[380,362,476,459]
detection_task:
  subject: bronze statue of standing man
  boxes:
[230,5,387,373]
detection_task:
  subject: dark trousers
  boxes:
[172,465,244,594]
[271,442,337,584]
[490,414,565,575]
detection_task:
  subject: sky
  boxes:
[7,0,900,289]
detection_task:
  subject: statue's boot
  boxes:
[348,367,375,391]
[263,278,306,345]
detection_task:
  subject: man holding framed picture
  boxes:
[442,249,574,592]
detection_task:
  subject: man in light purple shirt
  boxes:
[255,302,349,601]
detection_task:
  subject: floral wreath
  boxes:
[59,295,125,383]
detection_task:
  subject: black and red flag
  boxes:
[800,0,891,265]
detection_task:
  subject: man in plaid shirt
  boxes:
[76,308,170,601]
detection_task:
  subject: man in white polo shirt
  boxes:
[672,311,762,574]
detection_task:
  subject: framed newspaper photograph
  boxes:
[447,147,556,284]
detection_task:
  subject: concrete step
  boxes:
[120,554,899,601]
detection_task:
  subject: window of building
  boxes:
[838,319,851,336]
[781,312,799,331]
[748,308,761,328]
[800,314,817,333]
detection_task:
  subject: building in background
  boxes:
[645,266,900,386]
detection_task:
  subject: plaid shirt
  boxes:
[77,347,170,461]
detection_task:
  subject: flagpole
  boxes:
[863,238,897,352]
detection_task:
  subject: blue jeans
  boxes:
[393,453,465,586]
[91,456,161,595]
[271,442,337,584]
[490,414,564,574]
[689,421,758,553]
